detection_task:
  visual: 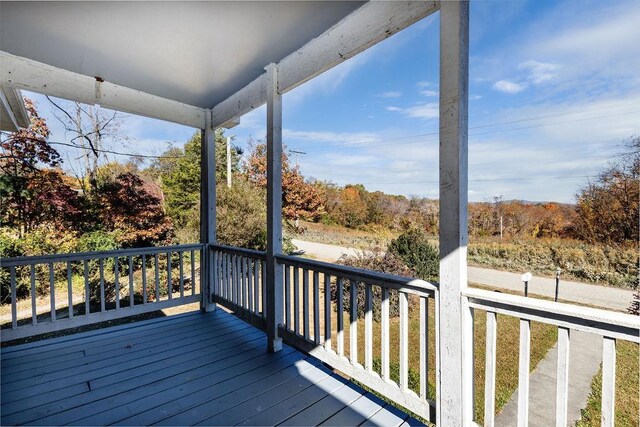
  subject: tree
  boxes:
[329,184,368,228]
[0,98,81,235]
[574,137,639,244]
[245,141,325,221]
[97,172,173,247]
[46,96,126,192]
[155,130,241,228]
[217,178,267,249]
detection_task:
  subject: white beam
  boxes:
[212,74,267,129]
[437,1,470,426]
[0,85,29,131]
[212,0,439,128]
[0,87,20,131]
[0,51,207,129]
[265,63,284,353]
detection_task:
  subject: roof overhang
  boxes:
[0,1,440,129]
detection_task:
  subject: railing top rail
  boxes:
[276,253,438,296]
[0,243,205,267]
[464,287,640,342]
[211,243,266,259]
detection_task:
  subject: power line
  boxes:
[48,140,183,159]
[333,174,596,186]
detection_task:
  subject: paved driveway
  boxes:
[291,239,635,311]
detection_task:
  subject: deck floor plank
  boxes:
[237,372,348,426]
[0,309,422,426]
[320,392,387,426]
[153,357,325,426]
[69,349,301,426]
[278,377,366,426]
[1,320,257,402]
[362,402,410,427]
[19,335,269,426]
[192,361,333,426]
[1,311,205,363]
[2,314,240,382]
[1,331,264,423]
[115,351,309,426]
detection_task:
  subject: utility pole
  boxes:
[226,137,232,188]
[289,149,306,167]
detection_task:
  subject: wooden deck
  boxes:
[1,309,422,426]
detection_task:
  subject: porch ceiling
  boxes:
[0,1,364,109]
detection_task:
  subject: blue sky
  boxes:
[28,0,640,203]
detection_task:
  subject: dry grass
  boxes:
[292,220,397,249]
[294,222,637,289]
[467,237,637,289]
[576,341,640,427]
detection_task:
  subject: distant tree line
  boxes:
[2,99,637,263]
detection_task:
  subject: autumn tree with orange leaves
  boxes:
[574,137,639,244]
[245,141,325,221]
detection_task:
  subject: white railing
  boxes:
[211,245,439,421]
[0,244,203,341]
[463,288,640,427]
[211,244,266,329]
[276,254,439,423]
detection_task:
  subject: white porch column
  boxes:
[438,1,472,426]
[200,109,217,312]
[265,63,284,352]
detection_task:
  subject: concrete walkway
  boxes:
[495,331,603,427]
[291,239,634,311]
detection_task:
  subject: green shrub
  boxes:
[217,178,267,250]
[0,228,23,258]
[388,228,439,282]
[1,226,79,299]
[333,248,414,320]
[77,230,120,253]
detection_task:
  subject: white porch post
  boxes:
[265,63,284,352]
[200,109,217,312]
[438,1,472,426]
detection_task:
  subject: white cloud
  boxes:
[470,95,483,100]
[533,3,640,62]
[519,60,559,84]
[494,0,640,98]
[419,90,438,97]
[386,102,439,119]
[493,80,526,94]
[283,129,380,146]
[404,103,439,119]
[379,91,402,98]
[417,81,432,88]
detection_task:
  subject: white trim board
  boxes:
[0,51,207,129]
